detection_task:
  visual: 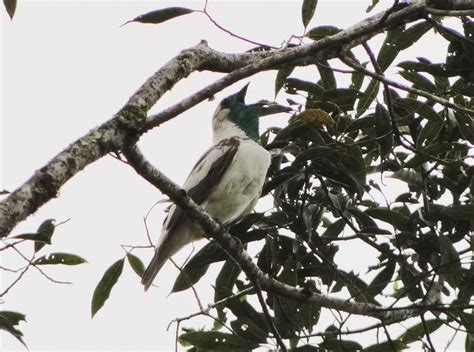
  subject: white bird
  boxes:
[142,84,290,290]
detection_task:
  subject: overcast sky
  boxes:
[1,1,457,351]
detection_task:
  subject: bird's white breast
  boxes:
[202,138,270,224]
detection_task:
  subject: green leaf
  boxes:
[317,60,336,90]
[397,318,444,345]
[91,259,124,318]
[438,234,461,288]
[127,253,145,277]
[367,261,395,296]
[34,219,56,253]
[404,142,455,168]
[275,66,295,97]
[301,0,318,28]
[33,252,87,266]
[230,317,268,344]
[441,204,474,221]
[172,241,226,293]
[399,70,437,93]
[214,259,242,322]
[0,315,26,347]
[122,7,194,26]
[320,338,362,351]
[306,25,340,40]
[179,330,259,350]
[3,0,16,19]
[365,207,409,231]
[293,146,334,165]
[321,219,345,239]
[0,311,26,326]
[363,340,407,352]
[454,112,474,144]
[393,98,442,124]
[374,104,393,160]
[356,80,380,117]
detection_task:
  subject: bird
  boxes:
[141,84,290,290]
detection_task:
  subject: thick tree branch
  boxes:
[0,1,428,238]
[122,143,442,324]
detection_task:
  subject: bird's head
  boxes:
[212,83,291,143]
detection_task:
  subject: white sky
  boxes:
[0,1,461,351]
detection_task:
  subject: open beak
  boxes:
[235,83,250,104]
[252,100,293,116]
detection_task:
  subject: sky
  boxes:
[0,1,459,351]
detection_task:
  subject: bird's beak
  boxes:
[252,100,293,116]
[235,83,250,104]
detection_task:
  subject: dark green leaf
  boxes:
[441,204,474,221]
[33,253,87,266]
[356,80,380,117]
[275,66,295,97]
[179,331,258,350]
[345,114,375,132]
[366,0,380,12]
[321,219,345,239]
[301,0,318,28]
[416,120,443,147]
[0,315,26,347]
[404,142,455,168]
[397,318,444,345]
[306,25,340,40]
[438,234,461,288]
[214,259,241,322]
[365,207,409,231]
[367,261,395,296]
[399,70,437,93]
[0,311,26,326]
[230,317,268,344]
[363,340,407,352]
[91,259,124,318]
[317,60,336,90]
[320,338,362,351]
[293,146,334,165]
[374,104,393,160]
[393,98,442,123]
[34,219,55,253]
[123,7,194,26]
[3,0,16,19]
[454,112,474,144]
[127,253,145,277]
[172,241,227,293]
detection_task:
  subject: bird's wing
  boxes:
[164,137,240,237]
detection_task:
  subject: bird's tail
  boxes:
[141,248,168,291]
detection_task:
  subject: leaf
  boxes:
[366,0,380,12]
[393,98,442,124]
[301,0,318,28]
[0,311,26,326]
[179,330,258,350]
[397,318,444,345]
[0,315,26,347]
[3,0,16,19]
[306,25,340,40]
[91,259,124,318]
[367,261,395,296]
[230,317,268,344]
[127,253,145,277]
[122,7,194,26]
[365,207,409,231]
[172,241,227,293]
[33,253,87,266]
[438,235,461,288]
[275,66,295,97]
[399,70,437,93]
[356,80,380,117]
[454,112,474,144]
[293,146,334,165]
[319,338,363,351]
[214,259,241,322]
[363,340,407,352]
[34,219,56,253]
[441,204,474,221]
[374,104,393,160]
[317,60,336,90]
[321,219,345,239]
[404,142,455,168]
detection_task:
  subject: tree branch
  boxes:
[122,143,437,324]
[0,0,428,238]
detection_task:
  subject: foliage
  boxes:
[3,0,474,350]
